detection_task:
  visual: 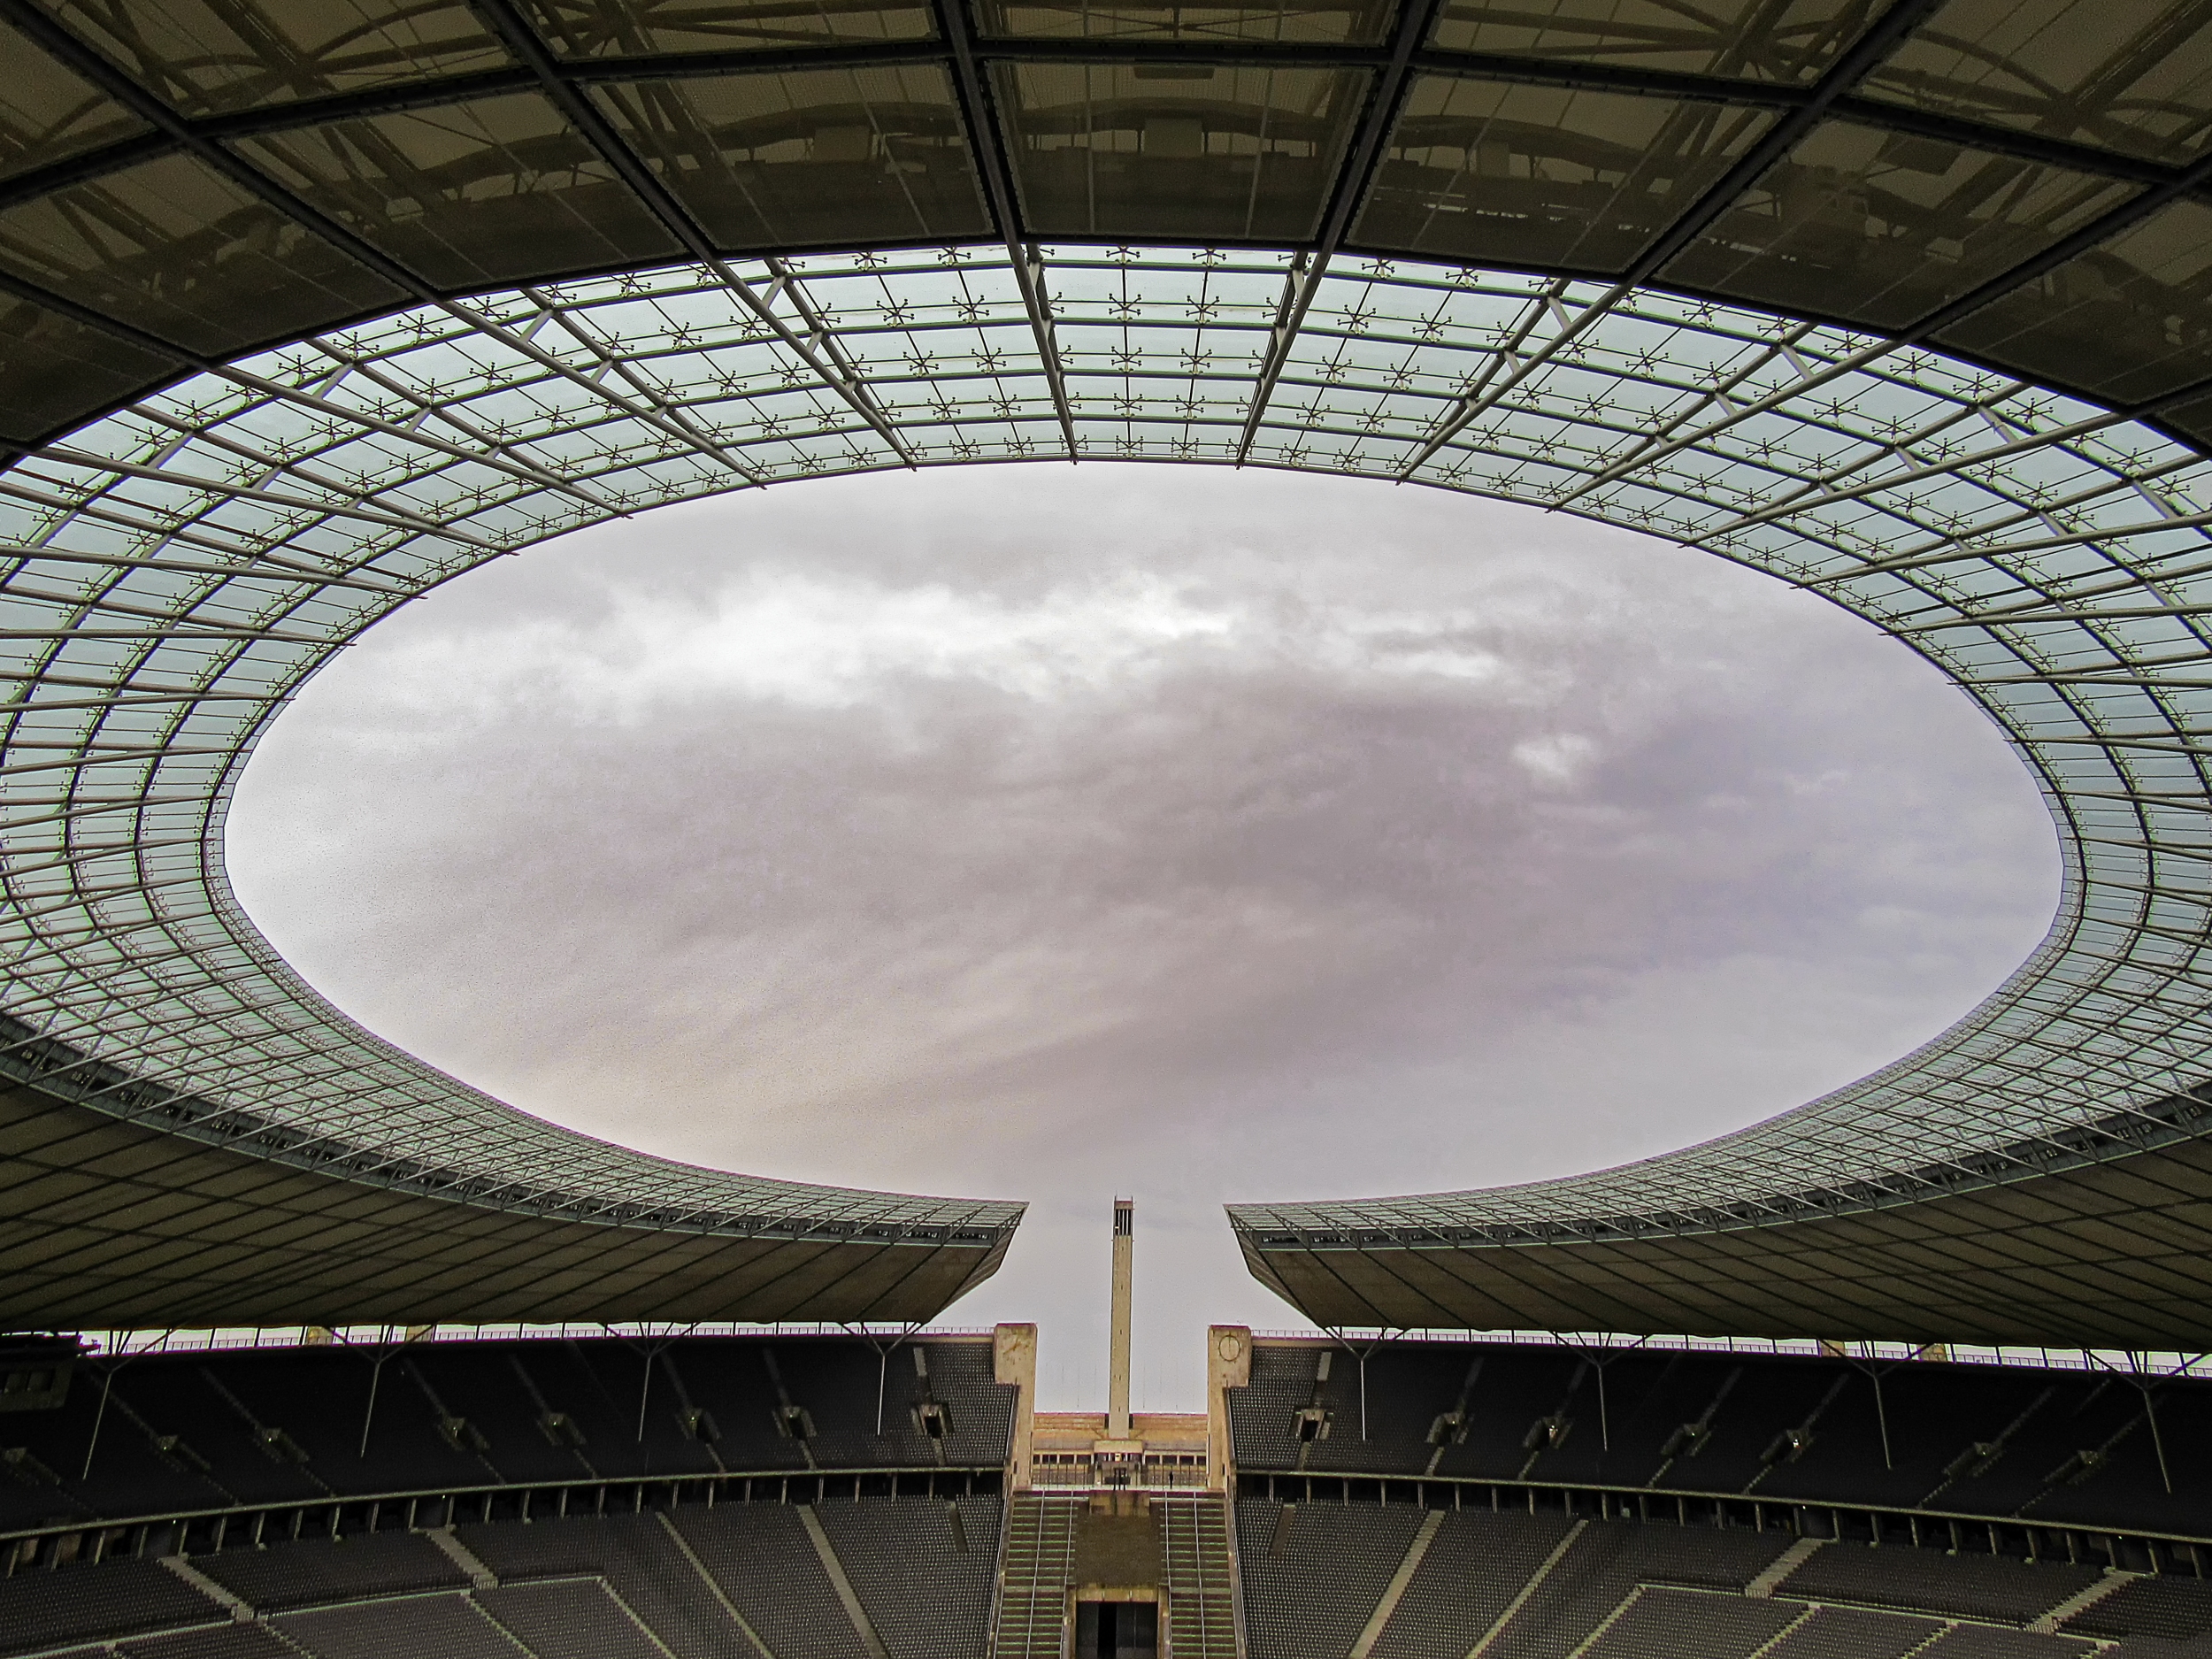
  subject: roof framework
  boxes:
[3,0,2212,1338]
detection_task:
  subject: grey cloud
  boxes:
[227,463,2058,1406]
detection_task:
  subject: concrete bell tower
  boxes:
[1108,1198,1134,1440]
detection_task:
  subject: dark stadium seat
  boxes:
[122,1627,300,1659]
[2067,1578,2212,1644]
[666,1502,871,1659]
[275,1593,523,1659]
[1909,1628,2095,1658]
[1238,1497,1431,1659]
[1579,1587,1800,1659]
[1369,1509,1580,1659]
[1775,1540,2102,1625]
[191,1530,471,1611]
[0,1557,224,1655]
[1757,1605,1945,1659]
[817,1494,1002,1659]
[476,1579,670,1659]
[0,1333,1017,1548]
[1225,1340,2212,1542]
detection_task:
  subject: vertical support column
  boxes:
[996,1323,1039,1491]
[1110,1199,1135,1440]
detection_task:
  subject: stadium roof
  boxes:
[2,0,2211,1342]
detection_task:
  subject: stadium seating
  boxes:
[474,1579,670,1659]
[0,1492,998,1659]
[192,1530,469,1610]
[1578,1587,1801,1659]
[123,1629,299,1659]
[1236,1493,2210,1659]
[1774,1539,2101,1624]
[1364,1508,1579,1659]
[0,1555,224,1654]
[1756,1604,1945,1659]
[2069,1576,2212,1643]
[0,1333,1012,1540]
[1226,1340,2212,1540]
[816,1494,1002,1659]
[1237,1497,1430,1659]
[8,1332,2212,1659]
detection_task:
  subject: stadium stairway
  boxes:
[1162,1495,1240,1659]
[987,1493,1240,1659]
[991,1494,1082,1659]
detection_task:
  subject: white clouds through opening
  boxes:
[226,465,2059,1410]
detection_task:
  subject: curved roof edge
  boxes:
[1,1047,1019,1330]
[1229,1112,2212,1348]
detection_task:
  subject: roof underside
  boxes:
[0,0,2208,453]
[4,0,2212,1339]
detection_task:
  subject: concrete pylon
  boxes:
[1109,1197,1133,1438]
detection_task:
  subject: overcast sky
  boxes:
[226,463,2059,1411]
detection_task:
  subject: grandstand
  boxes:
[9,1329,2212,1657]
[7,0,2212,1650]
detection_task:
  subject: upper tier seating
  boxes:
[1227,1340,2212,1538]
[0,1334,1012,1536]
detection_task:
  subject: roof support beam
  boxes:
[1235,0,1444,464]
[465,0,915,471]
[1396,0,1954,480]
[934,0,1078,458]
[1564,150,2212,509]
[0,0,778,490]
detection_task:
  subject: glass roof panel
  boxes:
[1354,79,1774,273]
[0,291,183,444]
[1427,0,1870,83]
[995,64,1371,240]
[593,67,989,248]
[44,0,512,119]
[0,151,402,355]
[1861,0,2212,163]
[1937,199,2212,411]
[233,93,681,290]
[1663,118,2139,331]
[519,0,935,54]
[975,0,1396,43]
[0,17,152,185]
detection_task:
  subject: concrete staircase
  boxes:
[1160,1494,1240,1659]
[991,1494,1083,1659]
[989,1491,1242,1659]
